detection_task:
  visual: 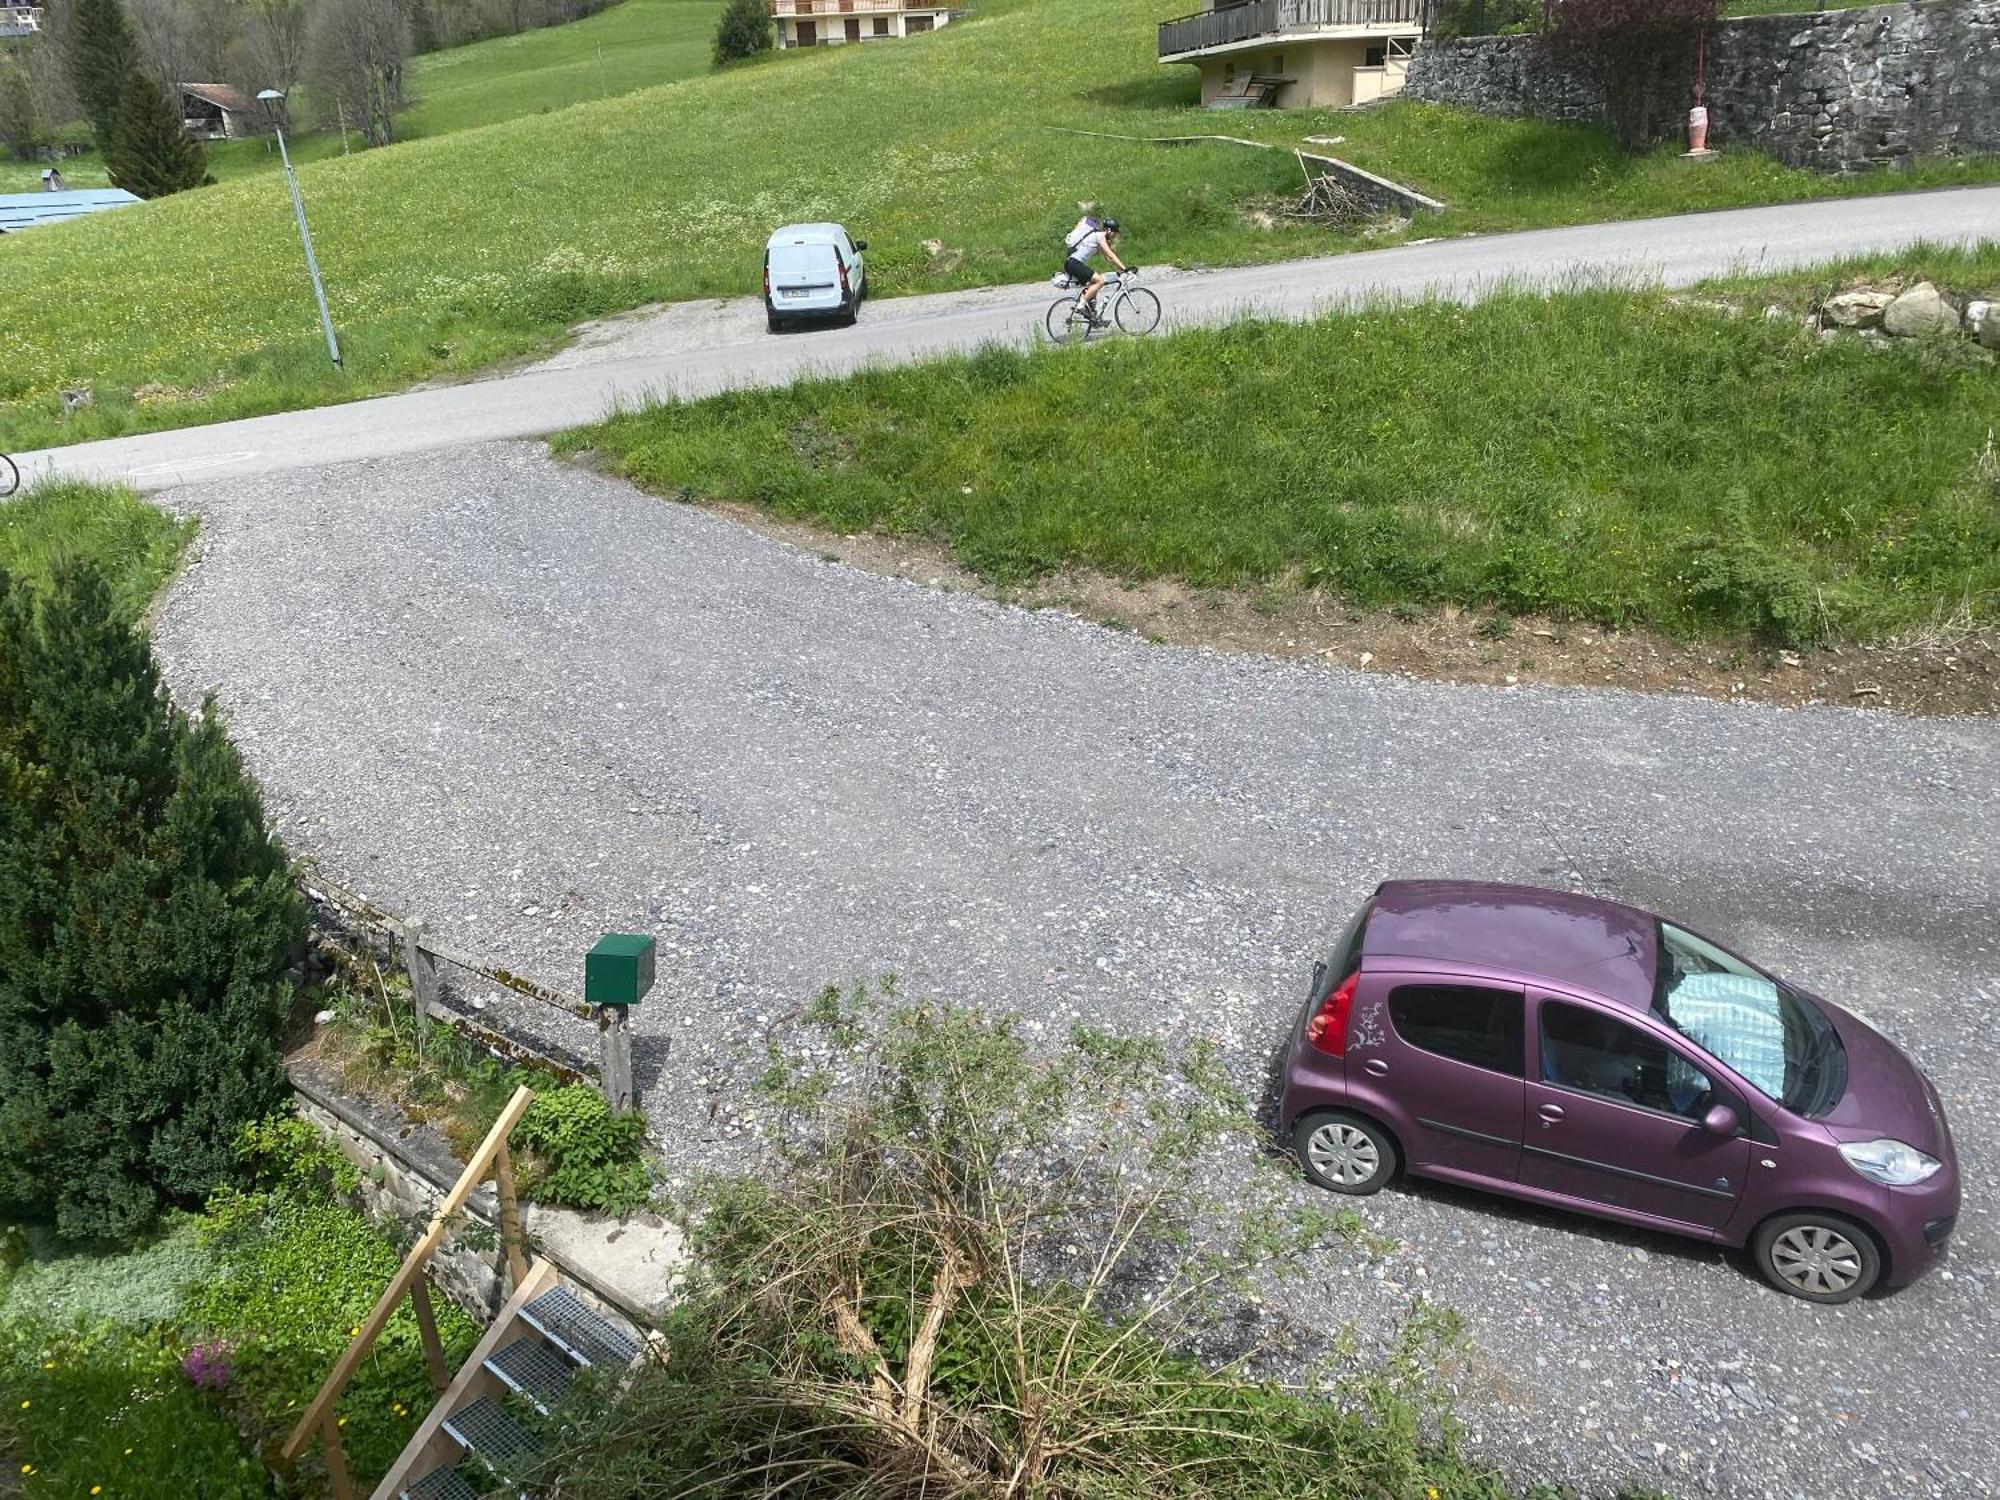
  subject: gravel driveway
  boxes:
[151,442,1998,1500]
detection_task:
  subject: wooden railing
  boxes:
[280,1086,536,1499]
[1158,0,1429,58]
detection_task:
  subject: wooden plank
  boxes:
[493,1140,530,1290]
[409,1279,449,1394]
[322,1414,354,1500]
[281,1085,536,1464]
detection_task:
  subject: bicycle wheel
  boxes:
[1114,287,1162,336]
[0,453,18,499]
[1045,296,1090,345]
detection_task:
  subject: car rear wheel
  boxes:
[1295,1110,1397,1196]
[767,310,783,333]
[1752,1212,1881,1304]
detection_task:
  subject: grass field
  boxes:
[3,0,1997,452]
[0,0,721,194]
[0,479,193,618]
[561,248,2000,646]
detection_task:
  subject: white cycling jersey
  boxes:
[1071,230,1112,262]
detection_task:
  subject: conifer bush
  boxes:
[0,563,304,1244]
[711,0,773,67]
[108,71,210,200]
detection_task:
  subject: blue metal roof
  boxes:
[0,188,142,233]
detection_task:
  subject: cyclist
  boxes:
[1063,217,1129,326]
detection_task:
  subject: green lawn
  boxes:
[561,247,2000,646]
[0,479,193,619]
[3,0,1997,452]
[0,0,722,194]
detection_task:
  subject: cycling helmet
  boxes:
[1102,218,1120,232]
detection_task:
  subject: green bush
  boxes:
[0,1216,218,1328]
[711,0,772,67]
[1430,0,1541,38]
[515,1084,654,1215]
[0,564,305,1244]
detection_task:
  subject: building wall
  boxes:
[776,7,951,46]
[1196,37,1385,107]
[1403,0,2000,172]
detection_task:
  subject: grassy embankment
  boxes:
[0,478,191,616]
[4,0,1997,451]
[0,0,722,194]
[563,246,2000,646]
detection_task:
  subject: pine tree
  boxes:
[62,0,139,150]
[107,70,208,200]
[0,564,303,1244]
[712,0,772,67]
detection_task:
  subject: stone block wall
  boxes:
[1404,2,2000,172]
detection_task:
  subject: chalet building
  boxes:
[177,82,257,140]
[0,4,43,39]
[1158,0,1431,109]
[767,0,955,48]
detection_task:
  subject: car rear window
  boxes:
[1307,897,1373,1007]
[770,243,834,276]
[1389,985,1524,1076]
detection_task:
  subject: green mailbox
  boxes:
[585,933,656,1008]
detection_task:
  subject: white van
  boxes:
[764,223,868,332]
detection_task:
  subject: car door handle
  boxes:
[1538,1104,1565,1123]
[1362,1059,1389,1077]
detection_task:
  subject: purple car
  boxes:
[1281,880,1959,1304]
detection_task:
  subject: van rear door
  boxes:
[769,242,837,301]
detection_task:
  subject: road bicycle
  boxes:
[1044,270,1162,345]
[0,452,18,499]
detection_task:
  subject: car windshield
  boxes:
[1653,922,1845,1115]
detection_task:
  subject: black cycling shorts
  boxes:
[1063,257,1094,286]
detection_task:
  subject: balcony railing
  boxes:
[1158,0,1430,59]
[769,0,911,14]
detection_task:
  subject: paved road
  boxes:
[152,442,1998,1500]
[23,184,2000,492]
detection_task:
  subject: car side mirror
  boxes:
[853,240,867,251]
[1700,1103,1740,1137]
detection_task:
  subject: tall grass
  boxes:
[565,260,2000,645]
[0,480,193,619]
[3,0,1995,451]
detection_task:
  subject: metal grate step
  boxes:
[402,1467,479,1500]
[443,1392,541,1466]
[519,1284,641,1370]
[484,1337,574,1414]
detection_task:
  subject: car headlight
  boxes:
[1838,1138,1941,1186]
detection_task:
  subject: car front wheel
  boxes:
[1294,1110,1397,1196]
[1752,1212,1882,1304]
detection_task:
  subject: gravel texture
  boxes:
[150,442,1998,1500]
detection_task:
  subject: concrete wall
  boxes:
[1403,1,2000,171]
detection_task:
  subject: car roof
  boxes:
[767,223,849,244]
[1363,879,1658,1011]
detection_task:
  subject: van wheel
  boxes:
[1295,1111,1397,1196]
[1752,1212,1881,1304]
[767,311,783,333]
[841,298,858,327]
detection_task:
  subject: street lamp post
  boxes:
[257,89,342,370]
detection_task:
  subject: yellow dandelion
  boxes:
[337,1416,348,1427]
[124,1448,134,1456]
[21,1464,35,1475]
[93,1488,104,1495]
[18,1399,27,1409]
[41,1360,54,1370]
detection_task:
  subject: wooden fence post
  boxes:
[598,1004,635,1114]
[408,1278,450,1394]
[320,1413,353,1500]
[492,1141,530,1292]
[402,918,439,1023]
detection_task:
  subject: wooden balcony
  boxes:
[1158,0,1430,59]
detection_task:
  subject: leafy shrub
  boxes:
[514,1084,654,1215]
[235,1114,363,1200]
[1674,534,1822,646]
[1430,0,1540,39]
[0,564,305,1245]
[711,0,772,67]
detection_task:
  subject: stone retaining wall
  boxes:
[1404,2,2000,172]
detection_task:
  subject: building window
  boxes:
[1364,44,1387,68]
[873,15,888,32]
[907,13,933,32]
[1272,52,1283,72]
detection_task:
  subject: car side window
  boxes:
[1387,985,1524,1077]
[1540,1001,1715,1121]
